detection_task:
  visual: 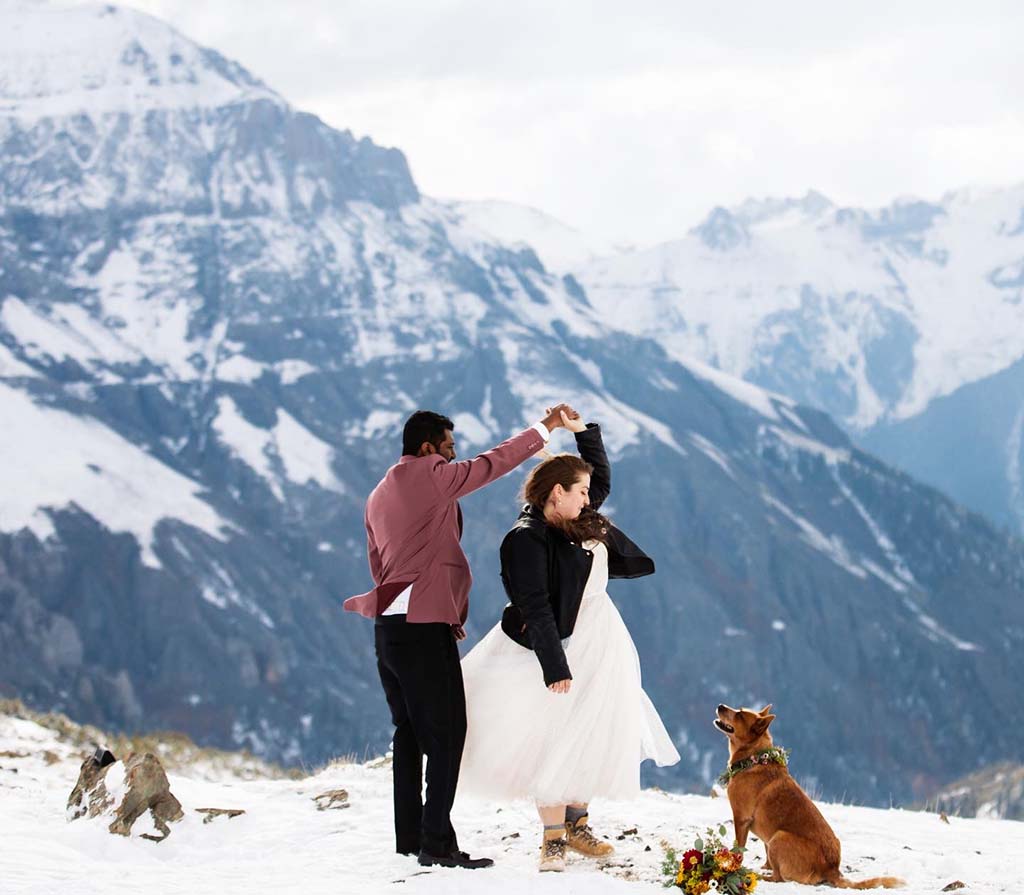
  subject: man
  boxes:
[345,404,573,869]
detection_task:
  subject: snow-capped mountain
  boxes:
[557,185,1024,534]
[2,1,1024,808]
[0,0,415,221]
[574,186,1024,432]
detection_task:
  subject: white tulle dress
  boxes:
[458,540,680,806]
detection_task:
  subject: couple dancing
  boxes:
[344,404,679,872]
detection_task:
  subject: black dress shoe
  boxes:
[417,849,494,869]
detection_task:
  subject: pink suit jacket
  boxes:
[344,426,545,625]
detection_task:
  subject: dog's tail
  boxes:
[831,874,905,889]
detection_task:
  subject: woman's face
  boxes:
[553,473,591,520]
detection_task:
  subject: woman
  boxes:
[459,411,680,872]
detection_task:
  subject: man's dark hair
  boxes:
[402,410,455,456]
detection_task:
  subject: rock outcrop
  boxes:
[68,749,183,841]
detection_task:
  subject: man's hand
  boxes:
[452,624,467,641]
[548,679,572,694]
[541,403,574,432]
[560,408,586,434]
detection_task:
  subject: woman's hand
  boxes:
[560,409,586,434]
[548,678,572,694]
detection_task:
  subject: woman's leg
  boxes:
[566,803,587,825]
[538,804,567,827]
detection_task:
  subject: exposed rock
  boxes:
[68,751,183,841]
[195,807,246,824]
[109,753,184,841]
[312,788,349,811]
[67,752,117,821]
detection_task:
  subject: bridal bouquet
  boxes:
[662,826,758,894]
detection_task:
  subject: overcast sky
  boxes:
[127,0,1024,246]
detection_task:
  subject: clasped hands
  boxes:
[541,402,586,434]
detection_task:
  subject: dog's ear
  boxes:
[758,704,773,715]
[752,714,776,736]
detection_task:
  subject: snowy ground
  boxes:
[1,709,1018,895]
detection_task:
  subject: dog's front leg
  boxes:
[732,813,753,849]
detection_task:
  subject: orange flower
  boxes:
[714,848,742,872]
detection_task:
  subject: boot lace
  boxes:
[570,823,604,848]
[543,837,567,859]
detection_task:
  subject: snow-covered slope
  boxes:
[2,704,1019,895]
[0,382,228,566]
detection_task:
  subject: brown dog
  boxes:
[714,704,902,888]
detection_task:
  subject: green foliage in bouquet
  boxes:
[663,825,759,894]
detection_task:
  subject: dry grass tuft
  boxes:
[0,698,303,781]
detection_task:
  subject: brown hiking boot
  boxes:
[565,814,614,857]
[539,835,567,872]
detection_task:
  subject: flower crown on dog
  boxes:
[717,746,790,787]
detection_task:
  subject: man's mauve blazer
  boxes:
[344,426,545,625]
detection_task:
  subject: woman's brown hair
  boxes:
[522,453,610,544]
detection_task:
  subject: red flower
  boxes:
[681,849,704,869]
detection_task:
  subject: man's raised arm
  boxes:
[429,404,572,501]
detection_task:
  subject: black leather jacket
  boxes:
[498,423,654,685]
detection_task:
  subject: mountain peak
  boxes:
[730,189,835,229]
[0,1,418,215]
[689,191,836,250]
[691,206,750,251]
[0,1,280,120]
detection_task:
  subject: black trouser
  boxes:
[374,616,466,857]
